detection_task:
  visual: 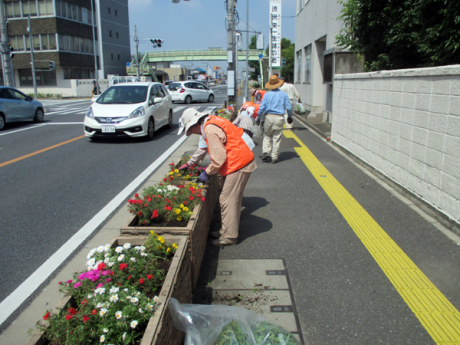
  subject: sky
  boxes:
[128,0,297,72]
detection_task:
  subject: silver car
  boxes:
[0,87,44,130]
[168,81,215,104]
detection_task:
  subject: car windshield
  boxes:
[96,85,148,104]
[169,83,181,91]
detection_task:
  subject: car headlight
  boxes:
[86,107,94,118]
[128,106,145,119]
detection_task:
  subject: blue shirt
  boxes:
[257,89,293,120]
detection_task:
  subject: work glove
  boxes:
[178,163,189,172]
[255,117,261,126]
[199,171,210,183]
[287,117,293,124]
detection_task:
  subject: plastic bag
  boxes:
[294,101,307,115]
[169,298,301,345]
[253,125,263,138]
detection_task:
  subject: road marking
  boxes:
[0,135,85,168]
[0,124,47,136]
[284,130,460,344]
[0,134,188,327]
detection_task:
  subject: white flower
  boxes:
[134,246,141,251]
[135,291,141,297]
[96,260,103,266]
[130,320,138,329]
[100,308,108,316]
[115,311,123,319]
[138,308,143,313]
[141,252,148,257]
[104,244,111,252]
[96,303,104,309]
[103,328,109,333]
[115,246,123,253]
[87,294,93,299]
[87,248,96,259]
[126,296,132,300]
[108,262,114,267]
[131,297,139,305]
[109,294,118,303]
[117,254,125,262]
[130,257,136,262]
[146,304,153,310]
[153,296,159,303]
[123,288,128,293]
[100,335,105,343]
[86,258,96,267]
[109,287,119,294]
[95,288,106,295]
[140,246,145,251]
[97,245,104,253]
[123,243,131,250]
[122,332,126,340]
[104,258,110,264]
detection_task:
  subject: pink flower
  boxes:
[96,283,104,288]
[66,280,73,284]
[106,278,111,283]
[73,282,82,289]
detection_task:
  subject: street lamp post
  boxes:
[90,0,99,95]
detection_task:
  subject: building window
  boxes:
[58,34,92,54]
[19,69,57,86]
[109,30,112,37]
[38,0,54,16]
[6,2,21,18]
[23,1,38,17]
[296,50,302,83]
[304,45,311,83]
[63,68,94,79]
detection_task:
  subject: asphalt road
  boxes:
[0,85,227,306]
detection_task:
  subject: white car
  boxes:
[84,82,173,140]
[167,81,215,104]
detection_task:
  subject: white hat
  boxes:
[246,107,255,117]
[177,108,209,135]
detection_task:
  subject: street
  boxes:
[0,85,227,313]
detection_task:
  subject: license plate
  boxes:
[101,125,116,133]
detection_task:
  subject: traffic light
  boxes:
[49,61,55,70]
[150,39,163,48]
[281,57,286,67]
[9,43,14,59]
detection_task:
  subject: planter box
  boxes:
[27,235,192,345]
[121,175,219,288]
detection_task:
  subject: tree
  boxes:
[248,35,260,81]
[336,0,460,71]
[280,38,294,82]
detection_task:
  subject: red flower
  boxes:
[91,309,97,315]
[201,197,205,202]
[58,281,62,285]
[81,299,88,306]
[65,314,73,321]
[163,178,167,182]
[137,199,142,205]
[134,193,139,198]
[147,274,153,280]
[139,277,144,284]
[173,197,176,200]
[144,204,149,207]
[83,315,89,323]
[97,263,106,271]
[169,162,174,166]
[68,308,77,315]
[160,183,163,186]
[189,196,194,201]
[119,263,128,270]
[147,197,152,202]
[138,211,143,217]
[43,312,51,320]
[164,205,171,211]
[143,220,147,224]
[117,282,122,286]
[151,210,159,219]
[128,275,132,280]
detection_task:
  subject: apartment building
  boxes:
[3,0,130,91]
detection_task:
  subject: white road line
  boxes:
[0,124,47,136]
[0,134,188,327]
[44,122,83,125]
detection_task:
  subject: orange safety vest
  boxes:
[255,90,266,103]
[204,116,254,176]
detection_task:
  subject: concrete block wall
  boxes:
[332,65,460,224]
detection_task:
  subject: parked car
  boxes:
[168,81,214,104]
[0,86,44,130]
[164,80,174,87]
[84,82,173,140]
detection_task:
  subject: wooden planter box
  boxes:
[27,235,192,345]
[121,175,219,288]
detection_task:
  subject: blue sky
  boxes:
[128,0,296,71]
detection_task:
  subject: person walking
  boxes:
[178,108,257,247]
[249,88,266,104]
[255,75,293,164]
[279,76,300,131]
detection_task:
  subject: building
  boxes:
[294,0,363,122]
[3,0,130,93]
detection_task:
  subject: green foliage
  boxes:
[281,38,295,82]
[248,35,260,80]
[336,0,460,70]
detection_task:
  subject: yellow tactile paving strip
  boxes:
[284,130,460,344]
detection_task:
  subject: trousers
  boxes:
[220,169,252,239]
[262,114,284,160]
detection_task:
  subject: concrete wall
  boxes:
[332,65,460,224]
[18,78,109,98]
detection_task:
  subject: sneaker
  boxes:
[262,153,270,162]
[212,237,238,247]
[272,158,279,164]
[210,230,221,238]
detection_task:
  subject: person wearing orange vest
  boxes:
[178,108,257,247]
[250,88,266,104]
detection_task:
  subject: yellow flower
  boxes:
[166,247,171,253]
[188,212,193,215]
[174,169,179,173]
[157,236,165,244]
[172,243,178,249]
[175,209,181,215]
[180,204,184,209]
[169,171,174,175]
[183,207,188,212]
[177,216,182,221]
[150,230,155,236]
[157,245,163,250]
[184,175,190,180]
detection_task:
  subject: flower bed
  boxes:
[27,235,191,345]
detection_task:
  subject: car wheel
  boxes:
[208,94,215,103]
[185,95,192,104]
[0,115,4,130]
[167,110,173,129]
[146,118,155,140]
[33,109,44,123]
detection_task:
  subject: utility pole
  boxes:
[90,0,99,94]
[134,25,140,79]
[269,19,272,77]
[245,0,249,99]
[226,0,237,109]
[0,0,14,86]
[27,16,37,98]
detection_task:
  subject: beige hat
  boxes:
[265,75,284,89]
[249,88,257,96]
[177,108,209,136]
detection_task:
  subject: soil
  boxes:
[135,218,188,227]
[212,290,280,316]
